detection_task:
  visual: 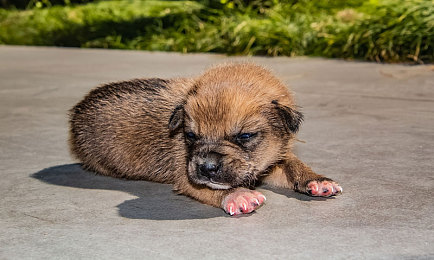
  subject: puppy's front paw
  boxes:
[222,188,266,216]
[307,179,342,197]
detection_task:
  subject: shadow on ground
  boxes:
[263,185,330,202]
[31,164,225,220]
[32,164,331,220]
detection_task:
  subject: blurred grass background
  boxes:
[0,0,433,63]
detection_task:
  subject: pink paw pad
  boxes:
[222,189,266,216]
[307,180,342,197]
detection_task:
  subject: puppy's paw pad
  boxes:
[307,180,342,197]
[222,189,266,216]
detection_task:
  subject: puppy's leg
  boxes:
[174,175,266,215]
[264,154,342,197]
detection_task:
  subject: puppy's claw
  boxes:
[222,188,265,216]
[241,203,248,212]
[228,204,235,215]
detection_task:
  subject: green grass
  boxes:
[0,0,433,63]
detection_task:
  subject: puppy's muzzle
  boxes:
[197,152,222,180]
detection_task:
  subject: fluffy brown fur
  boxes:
[69,63,341,215]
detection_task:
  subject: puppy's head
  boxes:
[169,63,303,189]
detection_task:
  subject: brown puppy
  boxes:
[69,63,342,216]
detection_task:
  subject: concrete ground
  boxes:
[0,46,433,259]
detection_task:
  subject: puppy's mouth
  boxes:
[194,175,232,190]
[187,161,233,190]
[205,179,232,190]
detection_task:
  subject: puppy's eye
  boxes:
[236,133,257,142]
[185,132,197,141]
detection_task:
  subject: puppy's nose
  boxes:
[197,153,221,179]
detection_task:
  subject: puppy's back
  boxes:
[69,78,190,181]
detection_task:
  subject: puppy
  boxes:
[69,63,342,215]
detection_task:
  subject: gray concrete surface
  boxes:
[1,46,433,259]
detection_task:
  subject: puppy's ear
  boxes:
[271,100,304,134]
[168,105,184,131]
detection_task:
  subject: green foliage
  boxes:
[0,0,93,9]
[0,0,432,63]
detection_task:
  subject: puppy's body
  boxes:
[70,63,342,215]
[70,78,190,183]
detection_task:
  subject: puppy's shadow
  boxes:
[31,164,225,220]
[262,185,330,202]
